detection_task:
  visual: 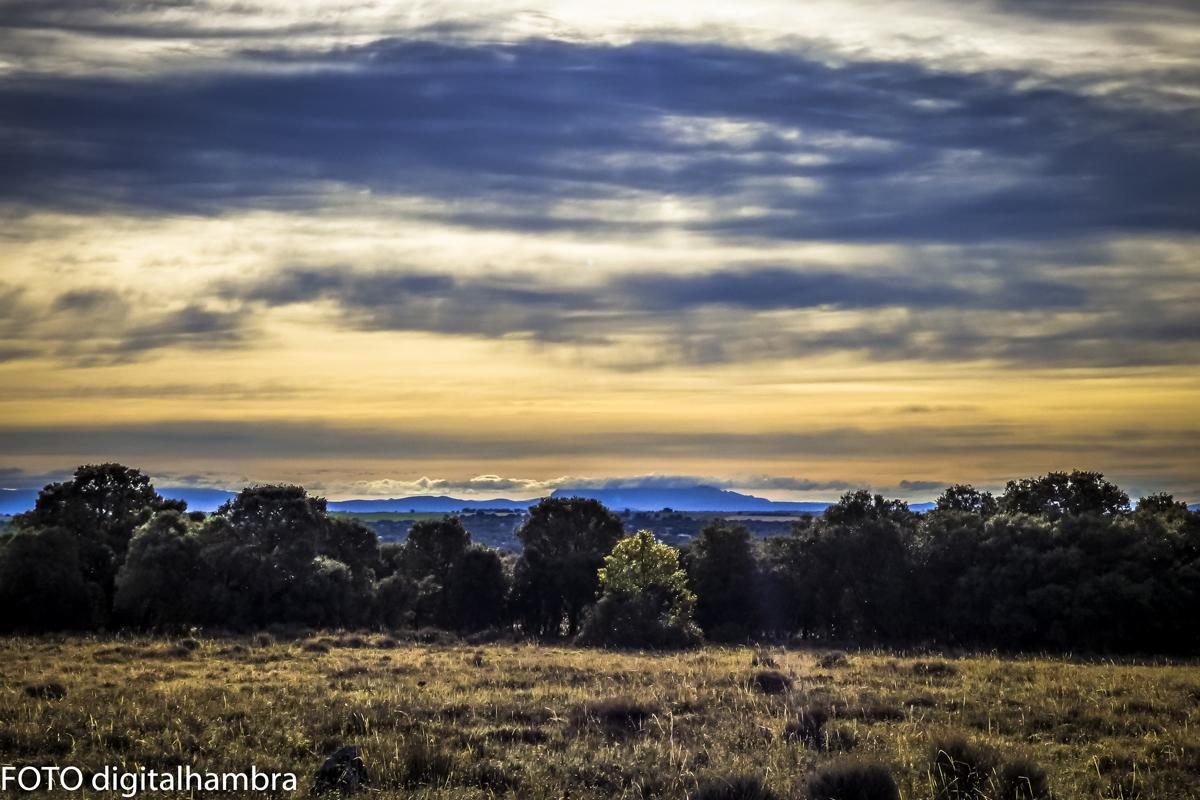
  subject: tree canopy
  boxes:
[1,463,1197,654]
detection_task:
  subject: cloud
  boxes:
[982,0,1200,22]
[1,39,1196,245]
[0,282,247,364]
[896,479,949,492]
[210,261,1200,370]
[261,471,856,499]
[3,420,1197,463]
[51,287,125,313]
[0,466,73,490]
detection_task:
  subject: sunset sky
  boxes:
[1,0,1198,502]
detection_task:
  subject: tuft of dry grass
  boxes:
[0,637,1196,798]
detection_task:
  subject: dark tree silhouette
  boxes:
[935,484,999,516]
[0,527,101,633]
[511,497,624,637]
[999,470,1129,518]
[444,545,509,633]
[684,523,761,641]
[114,510,208,629]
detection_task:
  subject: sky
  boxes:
[0,0,1198,502]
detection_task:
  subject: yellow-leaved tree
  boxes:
[579,529,701,649]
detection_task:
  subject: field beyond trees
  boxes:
[1,636,1198,799]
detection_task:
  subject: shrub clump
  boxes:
[921,743,1046,796]
[752,650,779,668]
[24,681,67,700]
[929,737,1049,799]
[826,724,860,752]
[818,651,850,669]
[806,763,899,800]
[395,737,456,789]
[783,707,829,748]
[997,759,1052,800]
[695,775,779,800]
[750,670,793,694]
[573,698,659,735]
[930,737,997,799]
[913,661,958,678]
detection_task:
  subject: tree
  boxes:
[15,463,176,557]
[1135,492,1190,518]
[198,485,378,629]
[823,489,913,527]
[578,530,700,649]
[0,527,102,632]
[211,484,328,559]
[401,517,470,585]
[443,545,509,632]
[114,510,208,629]
[934,484,999,516]
[13,463,179,619]
[512,497,624,637]
[684,523,761,641]
[999,471,1129,518]
[772,491,918,643]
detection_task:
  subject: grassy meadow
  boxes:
[1,636,1198,798]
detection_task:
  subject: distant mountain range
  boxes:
[546,485,832,512]
[330,486,838,513]
[329,495,536,513]
[3,485,1193,517]
[0,484,832,515]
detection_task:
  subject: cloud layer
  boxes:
[0,0,1197,497]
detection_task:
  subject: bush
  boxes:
[751,670,793,694]
[818,651,850,669]
[929,737,997,799]
[825,724,859,752]
[806,763,899,800]
[24,681,67,700]
[395,737,456,789]
[695,775,779,800]
[573,698,660,735]
[997,758,1051,800]
[578,591,702,650]
[913,661,958,678]
[783,707,829,748]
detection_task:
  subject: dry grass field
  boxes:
[1,635,1198,798]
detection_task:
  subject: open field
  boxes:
[1,637,1198,798]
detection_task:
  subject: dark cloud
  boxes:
[113,304,244,356]
[0,466,73,490]
[897,479,948,492]
[983,0,1200,22]
[5,281,246,363]
[210,262,1200,370]
[52,287,126,312]
[0,39,1196,242]
[224,263,1091,324]
[2,420,1196,463]
[614,269,1086,312]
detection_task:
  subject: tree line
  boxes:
[0,463,1197,653]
